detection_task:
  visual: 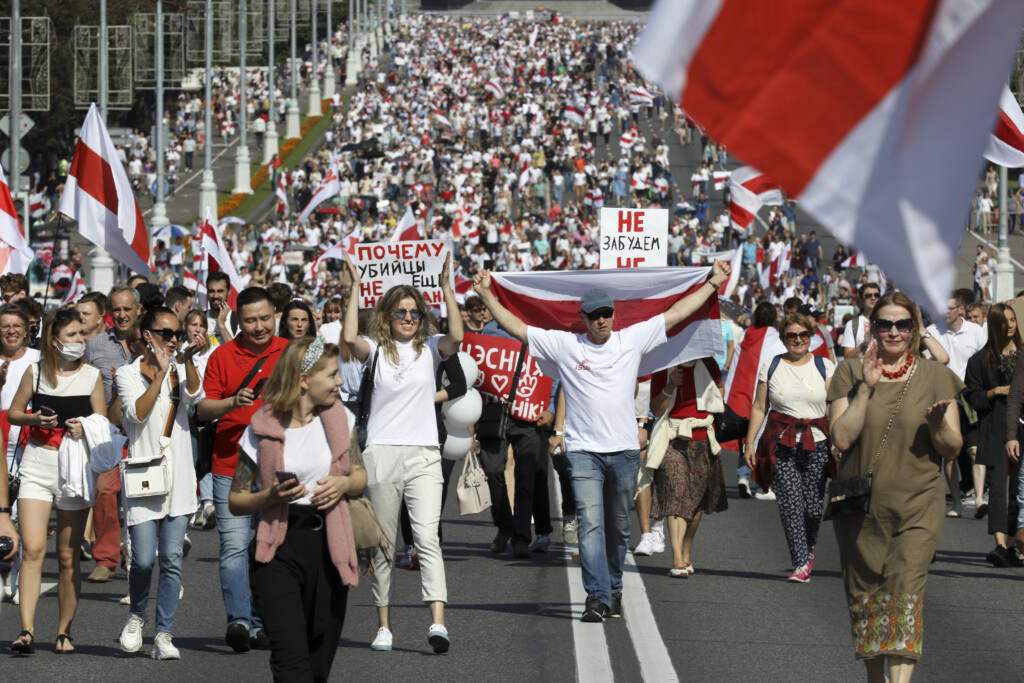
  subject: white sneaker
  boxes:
[120,614,145,653]
[151,632,180,660]
[755,489,777,501]
[562,515,578,544]
[371,627,393,651]
[651,532,666,553]
[427,623,450,654]
[120,594,131,605]
[633,532,657,556]
[738,478,752,499]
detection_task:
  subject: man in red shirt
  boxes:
[197,287,287,653]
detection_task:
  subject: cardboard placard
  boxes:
[353,239,452,309]
[599,207,668,269]
[461,332,553,422]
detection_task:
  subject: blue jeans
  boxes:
[213,474,262,631]
[566,449,642,607]
[736,454,763,494]
[128,515,189,633]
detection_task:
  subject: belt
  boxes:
[288,507,325,532]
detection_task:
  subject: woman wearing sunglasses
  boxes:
[744,313,835,583]
[342,254,462,654]
[828,292,963,681]
[114,307,208,659]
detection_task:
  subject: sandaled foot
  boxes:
[55,633,74,654]
[12,630,34,654]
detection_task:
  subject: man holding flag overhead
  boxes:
[471,260,731,622]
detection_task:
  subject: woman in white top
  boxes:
[9,308,105,654]
[180,310,215,529]
[744,313,835,583]
[342,255,462,655]
[1,304,41,466]
[114,307,207,659]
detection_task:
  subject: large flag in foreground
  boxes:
[984,85,1024,168]
[197,208,244,309]
[0,165,34,276]
[633,0,1024,316]
[59,103,151,276]
[488,268,722,377]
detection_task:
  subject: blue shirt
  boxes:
[741,242,758,265]
[713,321,734,370]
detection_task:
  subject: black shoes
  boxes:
[985,545,1023,567]
[250,628,271,650]
[490,530,512,554]
[608,593,623,619]
[225,623,251,653]
[581,597,610,623]
[512,540,530,558]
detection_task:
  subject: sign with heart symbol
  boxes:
[461,332,553,422]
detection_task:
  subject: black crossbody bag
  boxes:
[476,344,526,477]
[191,356,268,479]
[352,348,380,451]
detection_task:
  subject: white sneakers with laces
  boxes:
[371,627,393,651]
[633,532,663,556]
[120,614,145,653]
[152,632,181,660]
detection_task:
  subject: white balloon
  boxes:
[442,387,483,428]
[442,426,473,460]
[447,351,479,387]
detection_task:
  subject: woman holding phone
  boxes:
[114,307,207,659]
[8,308,105,654]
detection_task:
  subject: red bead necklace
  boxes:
[881,351,914,379]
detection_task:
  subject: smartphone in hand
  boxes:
[252,377,268,399]
[275,471,298,486]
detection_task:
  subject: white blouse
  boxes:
[115,357,204,526]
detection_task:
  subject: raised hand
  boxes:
[925,399,953,426]
[710,259,731,287]
[862,340,882,389]
[440,252,453,291]
[472,269,492,295]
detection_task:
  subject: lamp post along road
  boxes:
[10,0,21,198]
[152,0,170,228]
[307,0,322,117]
[323,0,335,99]
[345,0,358,86]
[995,165,1015,302]
[286,0,301,139]
[198,0,219,216]
[233,0,253,194]
[91,0,117,290]
[263,0,279,164]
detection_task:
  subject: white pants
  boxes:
[364,444,447,606]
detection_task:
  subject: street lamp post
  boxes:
[323,0,335,99]
[345,0,358,86]
[233,0,253,194]
[151,0,170,228]
[91,0,117,290]
[995,165,1015,301]
[263,0,279,164]
[198,0,219,216]
[307,0,322,117]
[286,0,301,138]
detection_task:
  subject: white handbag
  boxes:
[457,449,491,516]
[121,366,178,499]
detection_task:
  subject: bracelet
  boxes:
[660,387,675,397]
[0,507,11,515]
[554,430,564,436]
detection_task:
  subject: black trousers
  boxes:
[551,452,576,515]
[986,457,1022,536]
[251,510,349,683]
[480,419,552,543]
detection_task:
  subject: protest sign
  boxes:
[461,332,553,422]
[353,239,451,309]
[599,207,668,268]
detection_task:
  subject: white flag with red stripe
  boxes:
[630,87,655,106]
[564,100,586,126]
[484,79,505,100]
[718,248,743,299]
[60,271,88,306]
[713,170,731,191]
[728,166,783,232]
[29,191,46,218]
[759,243,790,289]
[841,252,862,268]
[984,85,1024,168]
[297,160,341,224]
[59,102,151,275]
[0,164,34,276]
[391,205,420,242]
[634,0,1024,316]
[433,109,454,130]
[275,171,289,215]
[183,267,204,296]
[723,325,786,419]
[198,207,244,309]
[308,228,360,281]
[488,268,722,376]
[528,25,538,48]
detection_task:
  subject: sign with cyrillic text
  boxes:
[599,207,668,269]
[353,240,452,309]
[461,332,553,422]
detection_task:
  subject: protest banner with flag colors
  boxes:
[297,160,340,224]
[984,85,1024,169]
[59,102,151,275]
[488,268,721,377]
[633,0,1024,316]
[198,207,244,309]
[0,164,34,276]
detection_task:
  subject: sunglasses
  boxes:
[863,292,881,300]
[784,331,811,342]
[874,318,915,334]
[148,328,185,342]
[467,307,485,313]
[392,308,423,321]
[585,307,615,321]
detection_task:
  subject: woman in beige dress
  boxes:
[827,291,963,683]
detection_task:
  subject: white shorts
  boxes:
[17,442,90,511]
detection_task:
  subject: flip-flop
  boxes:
[11,630,34,654]
[55,633,74,654]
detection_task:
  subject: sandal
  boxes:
[11,630,34,654]
[55,633,74,654]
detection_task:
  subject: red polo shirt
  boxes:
[203,335,288,476]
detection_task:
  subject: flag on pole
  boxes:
[60,271,88,306]
[297,160,341,224]
[432,109,454,130]
[728,166,783,232]
[564,100,586,125]
[275,171,289,215]
[391,205,420,242]
[633,0,1024,316]
[59,102,151,276]
[484,79,505,100]
[840,252,862,269]
[0,164,34,276]
[198,207,244,309]
[759,244,790,289]
[488,268,722,376]
[528,25,538,47]
[984,85,1024,168]
[308,229,360,281]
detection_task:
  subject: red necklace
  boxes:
[881,352,914,379]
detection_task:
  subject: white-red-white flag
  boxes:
[391,205,420,242]
[484,79,505,100]
[728,166,783,232]
[841,252,862,269]
[713,170,731,191]
[275,171,289,215]
[722,325,786,451]
[488,267,722,376]
[308,229,359,281]
[634,0,1024,316]
[198,207,244,309]
[29,191,46,218]
[59,102,151,275]
[984,85,1024,168]
[718,248,743,299]
[528,25,538,48]
[629,87,655,106]
[297,160,341,224]
[759,243,790,289]
[60,271,88,306]
[564,100,586,126]
[0,164,34,276]
[433,109,454,130]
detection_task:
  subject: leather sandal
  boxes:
[55,633,74,654]
[11,630,34,654]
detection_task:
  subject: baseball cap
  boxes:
[579,288,614,314]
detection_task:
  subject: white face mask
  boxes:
[55,339,86,361]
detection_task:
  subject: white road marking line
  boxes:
[622,553,680,683]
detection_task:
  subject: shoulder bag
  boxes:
[824,361,916,520]
[476,344,526,477]
[457,447,492,515]
[353,347,380,451]
[191,355,268,479]
[123,366,182,499]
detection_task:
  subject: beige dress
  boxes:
[826,358,963,661]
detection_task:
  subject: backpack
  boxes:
[766,354,827,387]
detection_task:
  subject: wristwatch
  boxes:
[554,430,565,436]
[921,332,932,340]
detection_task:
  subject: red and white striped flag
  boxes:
[275,171,289,215]
[60,271,88,306]
[484,79,505,100]
[183,267,204,295]
[197,207,244,309]
[528,25,538,48]
[620,130,636,152]
[634,0,1024,316]
[841,252,862,269]
[29,191,46,219]
[629,87,655,106]
[59,102,151,276]
[488,267,722,376]
[984,85,1024,168]
[391,205,420,242]
[759,243,790,289]
[713,170,731,191]
[564,100,586,126]
[721,325,786,449]
[718,248,743,299]
[433,109,454,130]
[0,164,34,276]
[729,166,783,232]
[308,229,359,281]
[297,160,341,224]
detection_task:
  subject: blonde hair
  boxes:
[368,285,437,366]
[778,313,816,337]
[870,291,922,352]
[261,337,340,414]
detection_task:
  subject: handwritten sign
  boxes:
[599,207,668,269]
[461,332,553,422]
[353,239,451,309]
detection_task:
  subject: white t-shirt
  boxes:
[319,320,342,345]
[757,355,835,442]
[2,349,40,462]
[239,408,356,506]
[841,315,871,351]
[363,335,443,447]
[527,315,667,453]
[927,318,987,381]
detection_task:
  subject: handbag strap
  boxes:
[505,342,528,413]
[162,365,182,440]
[866,360,917,476]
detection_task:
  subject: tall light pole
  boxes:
[91,0,117,290]
[322,0,335,99]
[995,165,1015,301]
[233,0,252,194]
[345,0,358,86]
[307,0,321,117]
[263,0,279,164]
[368,0,378,58]
[286,0,301,138]
[198,0,218,216]
[10,0,21,198]
[151,1,170,228]
[99,0,107,124]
